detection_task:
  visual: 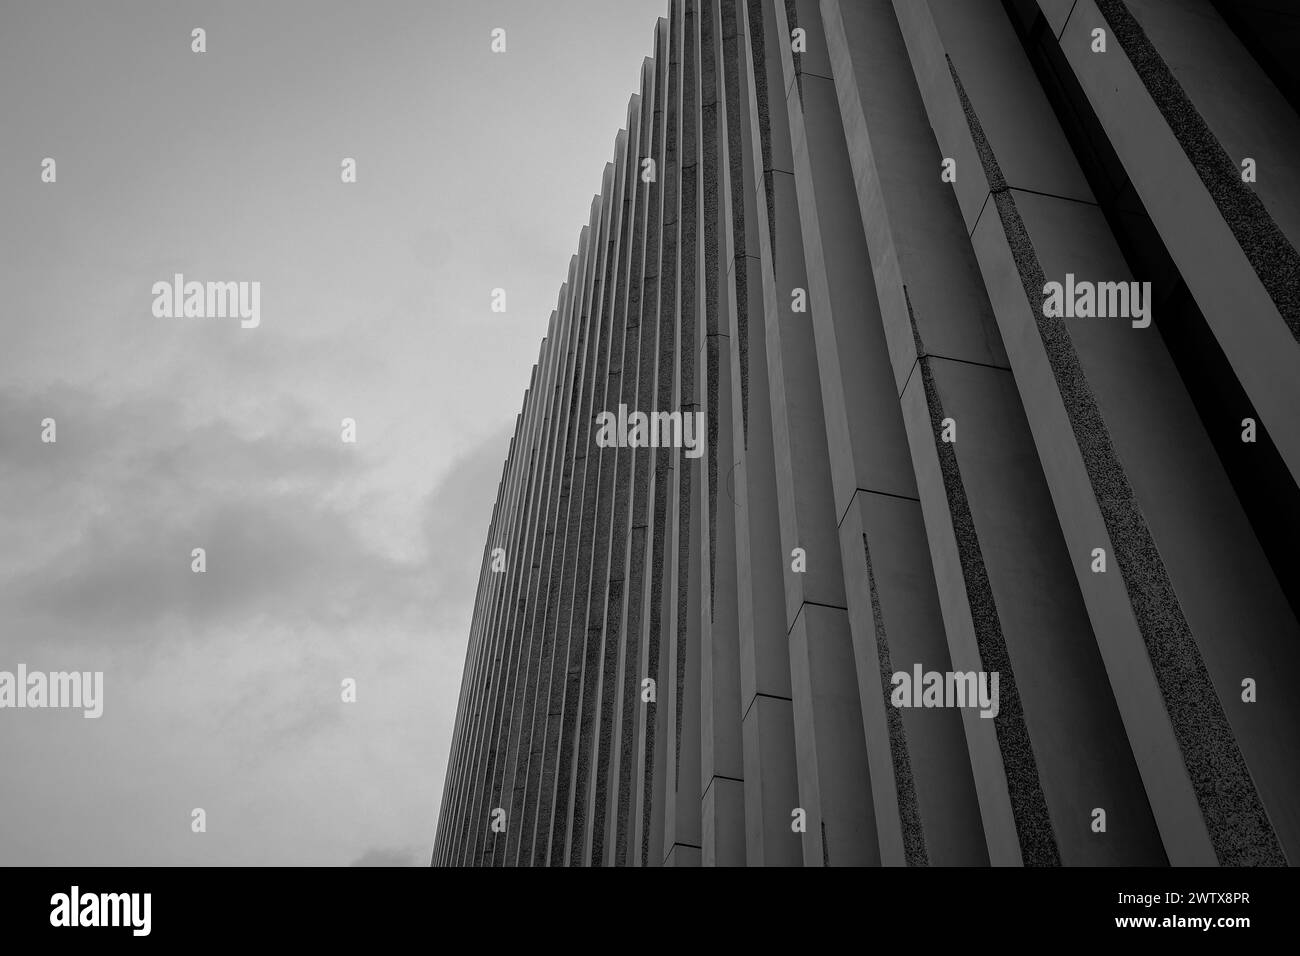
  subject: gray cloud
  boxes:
[0,384,421,643]
[420,422,513,608]
[350,846,421,867]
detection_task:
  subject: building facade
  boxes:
[432,0,1300,866]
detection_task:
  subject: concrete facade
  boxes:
[432,0,1300,866]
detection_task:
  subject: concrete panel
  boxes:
[1059,0,1300,485]
[788,603,878,865]
[741,693,802,866]
[838,491,988,866]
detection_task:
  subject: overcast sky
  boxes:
[0,0,664,866]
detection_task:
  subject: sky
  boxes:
[0,0,666,866]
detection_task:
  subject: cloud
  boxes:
[420,422,513,617]
[0,415,516,864]
[0,383,432,646]
[350,846,421,867]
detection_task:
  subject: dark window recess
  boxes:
[1211,0,1300,122]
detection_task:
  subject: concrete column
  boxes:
[662,0,705,867]
[539,161,619,865]
[585,72,655,866]
[631,15,678,869]
[507,264,583,867]
[522,214,599,866]
[699,0,747,868]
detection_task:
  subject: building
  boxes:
[432,0,1300,866]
